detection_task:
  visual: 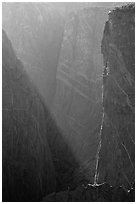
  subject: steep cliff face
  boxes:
[2,3,121,108]
[2,3,66,107]
[42,4,135,201]
[2,30,80,201]
[3,3,134,201]
[52,7,107,184]
[2,30,56,201]
[97,4,135,189]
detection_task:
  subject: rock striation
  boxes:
[43,3,135,202]
[2,3,66,107]
[2,2,135,202]
[2,30,79,201]
[52,7,108,184]
[2,29,56,201]
[96,4,135,189]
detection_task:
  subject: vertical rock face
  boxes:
[2,3,66,107]
[97,4,135,188]
[52,7,107,184]
[2,30,79,201]
[2,30,56,201]
[3,3,134,201]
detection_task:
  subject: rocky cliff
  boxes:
[2,3,109,185]
[2,3,66,107]
[2,29,55,201]
[42,3,135,202]
[2,30,80,201]
[52,7,107,184]
[2,2,135,202]
[96,4,135,189]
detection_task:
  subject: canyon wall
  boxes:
[2,30,55,201]
[2,3,134,201]
[97,4,135,189]
[52,7,107,184]
[2,3,109,185]
[42,4,135,201]
[2,30,80,201]
[2,3,66,107]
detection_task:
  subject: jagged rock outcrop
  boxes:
[2,3,66,107]
[96,4,135,189]
[2,30,79,201]
[52,7,108,184]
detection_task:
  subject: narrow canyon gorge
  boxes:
[2,2,135,202]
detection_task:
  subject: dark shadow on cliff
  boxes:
[43,182,135,202]
[2,29,87,202]
[38,93,87,192]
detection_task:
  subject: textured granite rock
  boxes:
[96,4,135,189]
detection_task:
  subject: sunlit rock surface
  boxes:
[2,3,66,107]
[43,4,135,202]
[97,4,135,189]
[2,30,56,201]
[2,30,80,201]
[2,2,135,202]
[2,3,123,107]
[52,7,107,184]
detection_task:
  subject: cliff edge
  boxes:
[97,3,135,189]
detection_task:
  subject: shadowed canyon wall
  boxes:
[2,30,81,201]
[2,3,109,185]
[2,2,135,202]
[42,4,135,201]
[96,4,135,189]
[52,7,108,184]
[2,30,55,201]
